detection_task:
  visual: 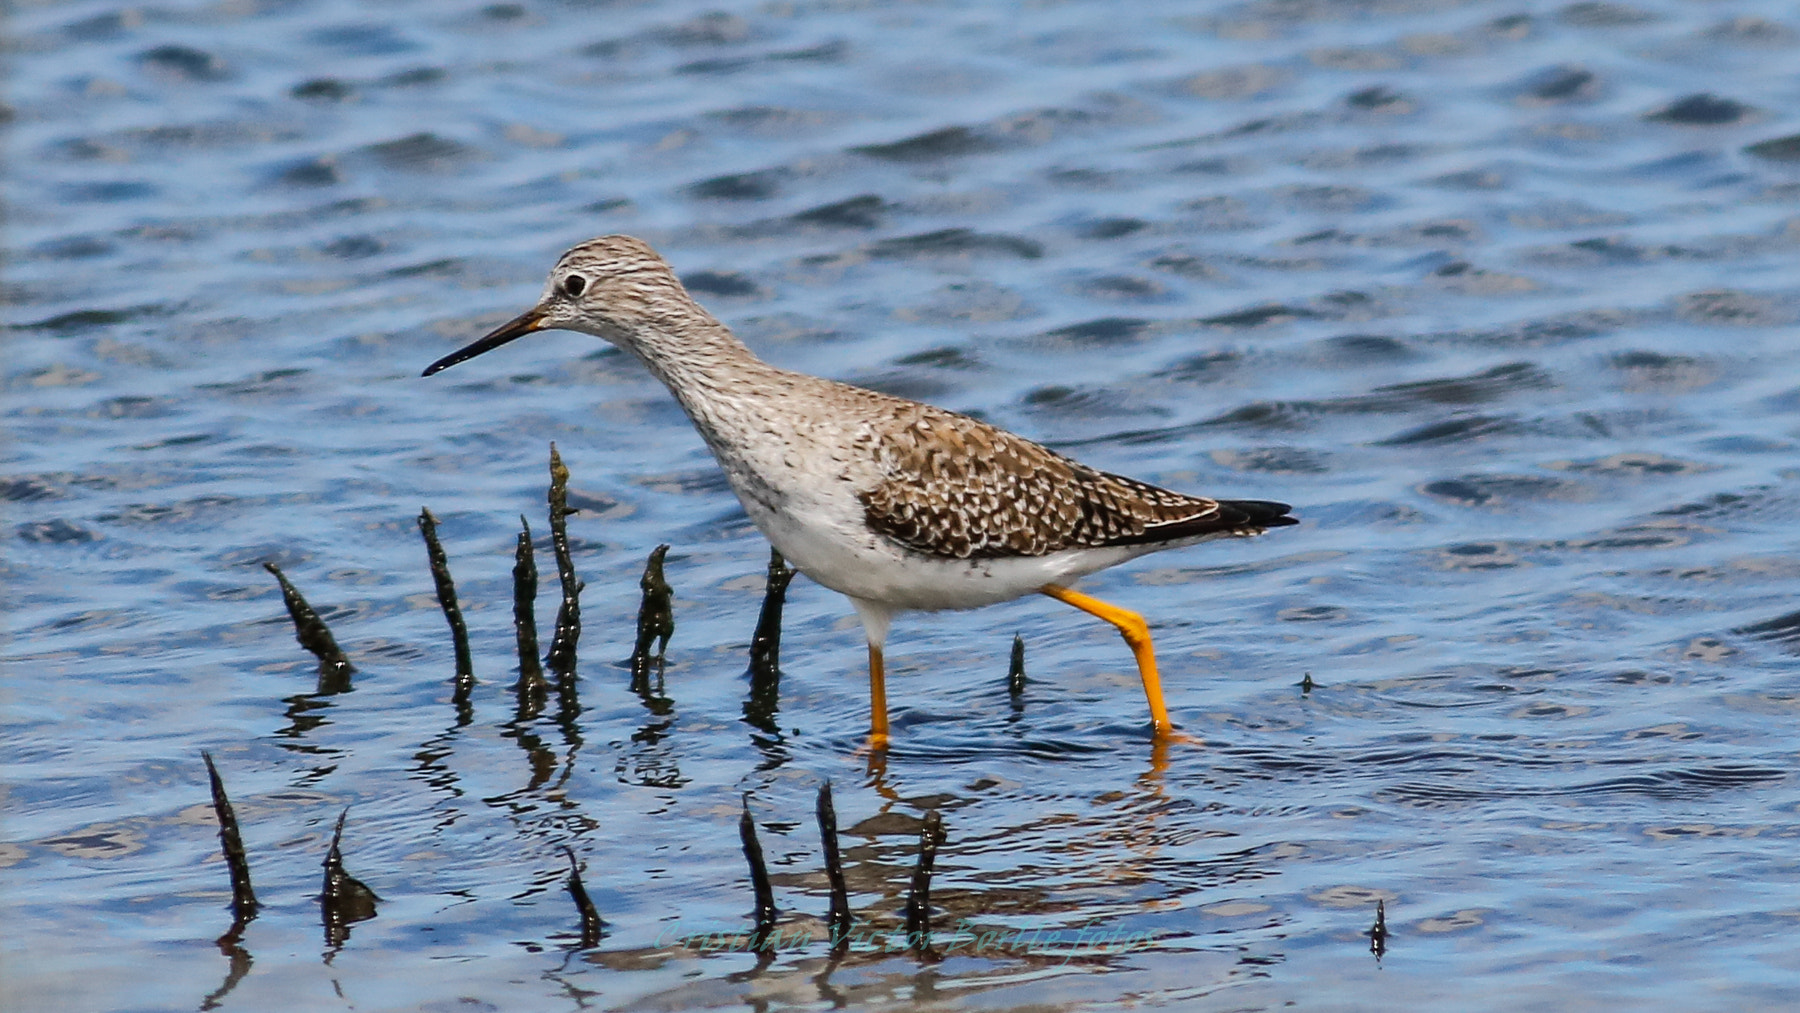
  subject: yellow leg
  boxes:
[867,641,890,751]
[1041,584,1177,739]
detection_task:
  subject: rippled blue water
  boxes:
[7,0,1800,1009]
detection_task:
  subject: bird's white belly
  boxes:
[740,493,1147,612]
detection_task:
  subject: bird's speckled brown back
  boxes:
[856,399,1290,560]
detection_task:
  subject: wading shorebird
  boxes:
[424,235,1296,748]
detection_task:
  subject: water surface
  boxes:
[6,0,1800,1009]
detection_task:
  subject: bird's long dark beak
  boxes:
[421,308,549,377]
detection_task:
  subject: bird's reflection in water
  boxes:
[561,736,1251,1009]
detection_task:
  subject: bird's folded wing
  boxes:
[857,408,1238,560]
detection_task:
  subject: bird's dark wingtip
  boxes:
[1219,499,1298,528]
[1108,497,1297,548]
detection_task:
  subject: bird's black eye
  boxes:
[562,274,587,297]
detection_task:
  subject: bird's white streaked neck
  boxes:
[598,303,780,399]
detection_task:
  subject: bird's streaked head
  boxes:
[421,235,688,377]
